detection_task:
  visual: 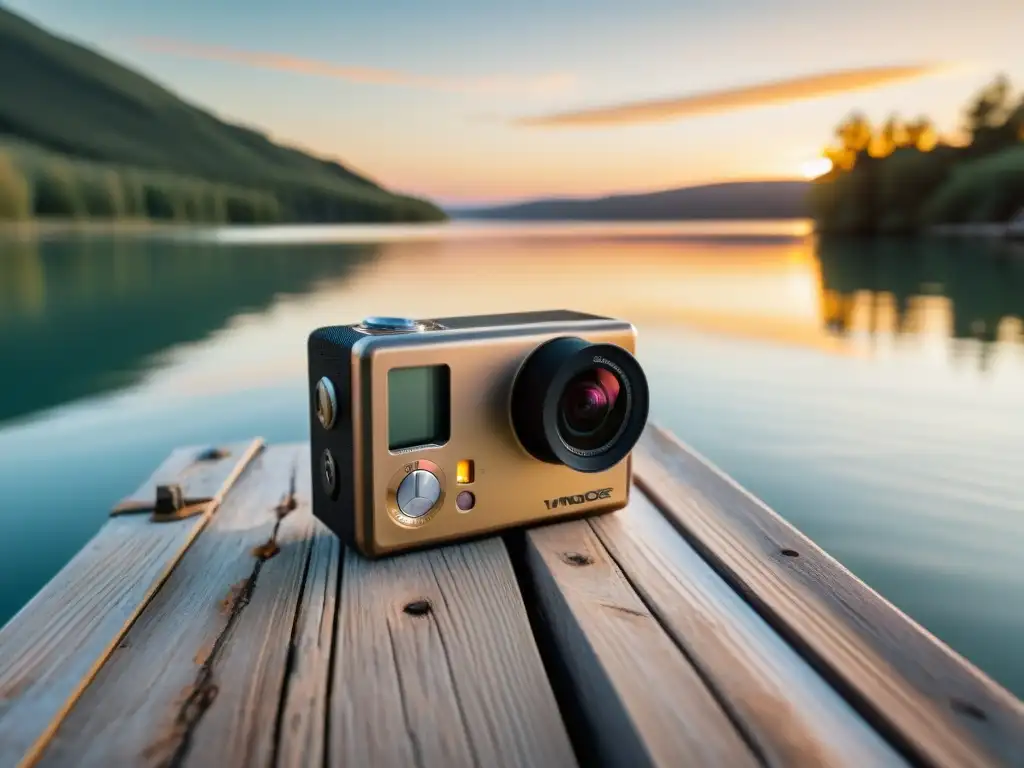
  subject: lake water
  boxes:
[1,220,1023,698]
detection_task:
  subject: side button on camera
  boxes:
[321,448,338,499]
[315,377,338,430]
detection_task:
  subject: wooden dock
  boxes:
[1,425,1022,768]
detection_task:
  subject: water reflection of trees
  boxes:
[0,236,378,425]
[817,236,1024,368]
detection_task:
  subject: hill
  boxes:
[450,180,811,221]
[0,8,445,223]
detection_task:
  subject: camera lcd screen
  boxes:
[387,365,451,450]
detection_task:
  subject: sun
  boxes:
[799,157,833,179]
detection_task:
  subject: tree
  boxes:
[904,116,938,152]
[824,112,874,171]
[0,152,31,220]
[1007,96,1024,142]
[252,192,281,223]
[33,161,85,218]
[225,194,256,223]
[964,75,1020,156]
[870,115,908,158]
[118,172,147,219]
[200,185,227,222]
[80,169,126,218]
[143,184,178,220]
[965,74,1012,135]
[877,148,952,232]
[103,170,127,218]
[922,146,1024,225]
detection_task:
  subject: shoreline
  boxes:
[2,218,1021,243]
[930,222,1024,240]
[0,219,185,239]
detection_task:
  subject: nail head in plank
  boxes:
[32,444,299,768]
[0,438,263,768]
[592,490,907,767]
[524,518,760,768]
[331,538,577,768]
[634,425,1024,768]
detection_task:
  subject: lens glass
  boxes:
[557,366,629,453]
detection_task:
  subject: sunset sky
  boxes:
[6,0,1024,205]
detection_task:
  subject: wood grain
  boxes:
[0,438,262,768]
[593,490,907,767]
[634,424,1024,768]
[331,537,577,768]
[179,450,317,768]
[33,444,300,768]
[524,519,759,768]
[275,524,340,768]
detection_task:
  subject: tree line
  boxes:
[810,75,1024,235]
[0,146,443,225]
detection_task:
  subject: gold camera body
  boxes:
[307,310,649,558]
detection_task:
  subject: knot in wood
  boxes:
[196,446,229,461]
[951,698,987,721]
[562,552,593,567]
[403,599,432,616]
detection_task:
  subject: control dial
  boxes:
[396,469,441,518]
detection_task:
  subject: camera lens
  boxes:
[558,368,626,451]
[511,336,649,473]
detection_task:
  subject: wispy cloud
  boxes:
[133,37,576,95]
[514,63,951,127]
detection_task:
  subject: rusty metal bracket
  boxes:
[109,442,260,522]
[154,484,184,515]
[149,483,207,522]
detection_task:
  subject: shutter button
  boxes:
[396,469,441,518]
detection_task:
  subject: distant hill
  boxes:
[0,8,445,223]
[450,180,811,221]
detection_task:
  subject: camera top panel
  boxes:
[430,310,610,330]
[349,310,613,337]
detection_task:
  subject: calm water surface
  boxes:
[2,220,1023,697]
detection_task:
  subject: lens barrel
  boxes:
[510,336,649,472]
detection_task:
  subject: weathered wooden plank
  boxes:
[34,444,301,768]
[331,537,577,768]
[634,425,1024,768]
[275,525,340,768]
[176,451,318,767]
[0,438,263,768]
[524,518,759,768]
[592,490,907,767]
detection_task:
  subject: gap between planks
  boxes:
[522,490,908,767]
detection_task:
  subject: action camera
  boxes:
[307,310,649,558]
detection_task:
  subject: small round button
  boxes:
[396,469,441,518]
[315,377,337,429]
[321,449,338,498]
[361,316,422,332]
